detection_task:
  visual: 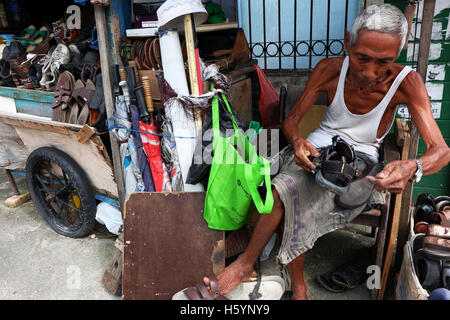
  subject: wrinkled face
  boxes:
[346,29,401,86]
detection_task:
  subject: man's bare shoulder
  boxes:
[307,57,344,91]
[397,67,428,103]
[313,57,344,76]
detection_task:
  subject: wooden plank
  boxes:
[1,117,71,135]
[229,78,253,126]
[14,126,118,198]
[102,232,123,296]
[378,120,411,300]
[77,125,97,144]
[95,5,125,210]
[184,14,203,135]
[0,120,28,168]
[393,0,437,274]
[122,192,225,300]
[0,87,54,104]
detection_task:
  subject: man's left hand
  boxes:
[365,160,417,194]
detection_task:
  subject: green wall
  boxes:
[387,0,450,201]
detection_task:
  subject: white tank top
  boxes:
[307,56,412,162]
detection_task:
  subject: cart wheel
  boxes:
[26,147,97,238]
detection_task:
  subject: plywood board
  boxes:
[123,192,225,300]
[0,121,28,169]
[13,126,117,198]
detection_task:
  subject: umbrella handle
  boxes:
[142,76,155,114]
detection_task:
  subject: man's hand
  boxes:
[293,138,321,172]
[365,160,417,194]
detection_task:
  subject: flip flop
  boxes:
[316,272,346,293]
[16,25,36,41]
[331,265,368,289]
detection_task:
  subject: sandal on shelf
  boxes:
[52,71,75,122]
[15,25,37,41]
[72,79,96,125]
[69,80,85,124]
[25,26,49,52]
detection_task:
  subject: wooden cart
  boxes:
[0,87,120,237]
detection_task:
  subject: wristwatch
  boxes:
[410,159,423,183]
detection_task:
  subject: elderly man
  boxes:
[204,4,450,300]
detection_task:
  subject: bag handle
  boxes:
[212,90,274,214]
[244,158,274,214]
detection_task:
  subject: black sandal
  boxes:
[331,266,367,289]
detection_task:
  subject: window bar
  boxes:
[263,0,267,69]
[278,0,282,69]
[234,0,238,24]
[309,0,313,69]
[294,0,297,70]
[344,0,349,56]
[248,0,252,57]
[326,0,330,58]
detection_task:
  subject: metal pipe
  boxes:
[309,0,313,69]
[278,0,282,69]
[294,0,297,69]
[263,0,267,69]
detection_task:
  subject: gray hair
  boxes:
[349,4,408,58]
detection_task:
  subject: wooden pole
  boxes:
[94,5,126,212]
[378,120,411,300]
[394,0,436,274]
[183,14,203,135]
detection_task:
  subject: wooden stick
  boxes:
[94,5,126,212]
[377,120,410,300]
[183,14,203,135]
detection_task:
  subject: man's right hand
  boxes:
[292,138,320,172]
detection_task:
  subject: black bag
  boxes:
[186,95,247,187]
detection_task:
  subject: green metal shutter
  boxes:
[387,0,450,200]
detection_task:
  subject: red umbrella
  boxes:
[139,120,172,192]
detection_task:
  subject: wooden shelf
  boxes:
[126,22,238,38]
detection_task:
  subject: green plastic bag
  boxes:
[204,93,274,231]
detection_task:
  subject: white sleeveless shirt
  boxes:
[307,56,412,163]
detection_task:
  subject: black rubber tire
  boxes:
[26,147,96,238]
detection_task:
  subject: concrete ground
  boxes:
[0,169,395,300]
[0,170,119,300]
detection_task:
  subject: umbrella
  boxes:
[110,77,146,199]
[138,119,173,192]
[130,104,156,192]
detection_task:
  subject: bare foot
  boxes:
[291,284,308,300]
[203,255,255,295]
